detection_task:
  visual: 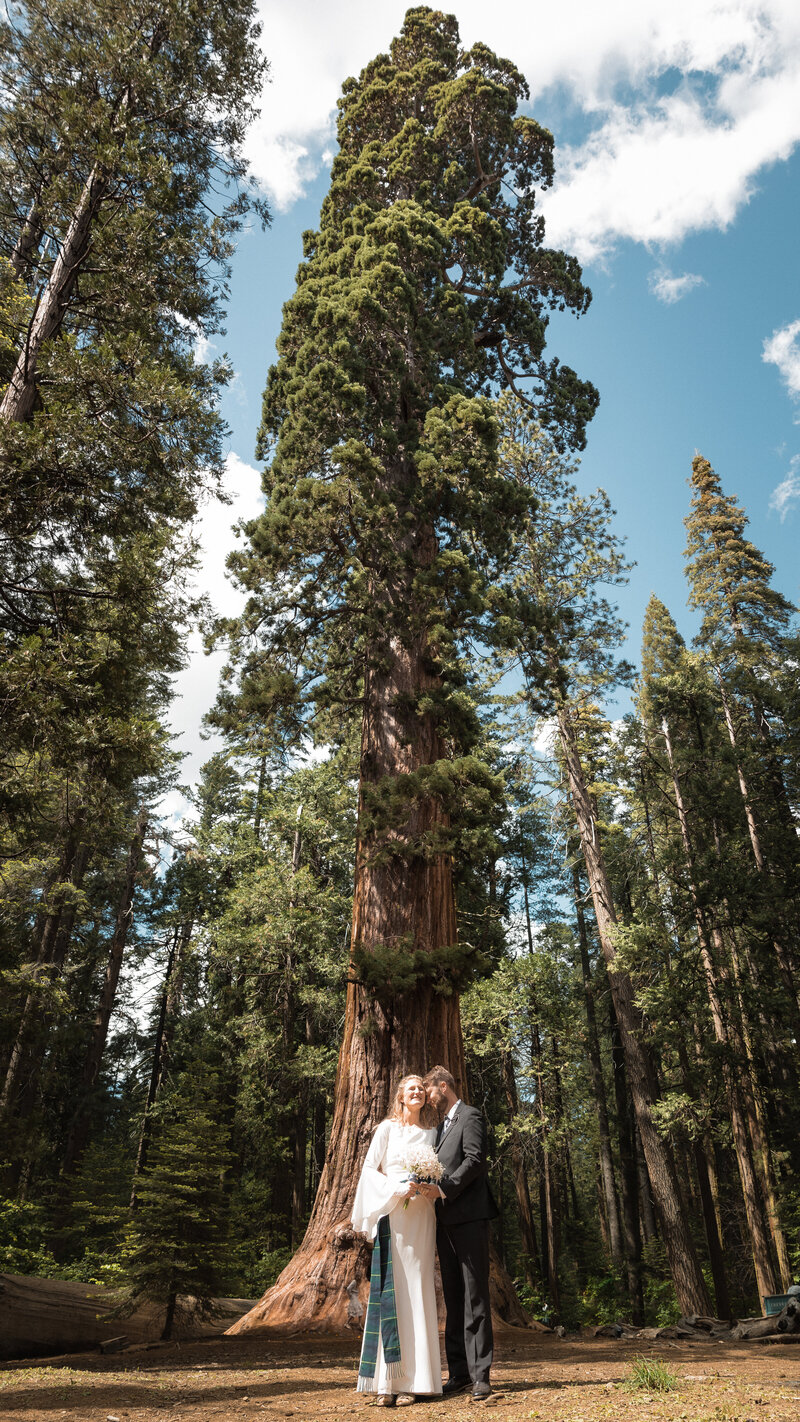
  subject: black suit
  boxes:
[435,1102,498,1386]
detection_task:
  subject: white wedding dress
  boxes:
[351,1118,442,1397]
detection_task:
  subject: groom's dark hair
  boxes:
[424,1065,455,1091]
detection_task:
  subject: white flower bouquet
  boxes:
[401,1143,443,1208]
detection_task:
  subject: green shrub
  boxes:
[0,1197,59,1276]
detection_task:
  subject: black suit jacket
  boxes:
[435,1102,499,1228]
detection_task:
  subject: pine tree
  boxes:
[685,456,800,992]
[637,594,788,1301]
[0,0,269,1177]
[121,1082,231,1340]
[498,397,712,1316]
[225,6,597,1329]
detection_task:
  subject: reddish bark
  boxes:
[230,625,483,1333]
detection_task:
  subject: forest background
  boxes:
[2,0,800,1340]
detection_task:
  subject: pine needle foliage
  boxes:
[120,1083,231,1339]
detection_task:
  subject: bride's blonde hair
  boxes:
[388,1073,437,1128]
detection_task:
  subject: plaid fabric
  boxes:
[357,1213,403,1392]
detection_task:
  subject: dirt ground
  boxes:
[2,1331,800,1422]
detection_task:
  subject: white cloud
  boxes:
[247,1,800,259]
[649,268,706,304]
[769,455,800,520]
[543,61,800,262]
[162,453,264,824]
[193,331,215,365]
[531,717,558,759]
[763,318,800,399]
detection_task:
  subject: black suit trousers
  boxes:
[436,1216,493,1384]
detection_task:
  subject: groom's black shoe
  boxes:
[442,1377,471,1397]
[472,1381,492,1401]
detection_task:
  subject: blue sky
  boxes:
[165,1,800,810]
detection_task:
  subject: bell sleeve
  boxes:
[351,1120,407,1239]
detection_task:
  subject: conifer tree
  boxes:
[637,594,788,1300]
[685,456,800,998]
[0,0,268,857]
[0,0,269,1177]
[499,397,712,1316]
[121,1082,231,1340]
[226,6,597,1329]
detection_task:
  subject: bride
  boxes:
[351,1074,443,1405]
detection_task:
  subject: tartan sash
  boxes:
[357,1213,402,1392]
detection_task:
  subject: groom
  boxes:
[419,1066,498,1401]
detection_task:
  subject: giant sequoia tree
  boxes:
[226,7,597,1329]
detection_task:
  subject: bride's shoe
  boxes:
[376,1396,396,1407]
[395,1396,415,1407]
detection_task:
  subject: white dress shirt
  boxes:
[441,1099,462,1135]
[437,1099,462,1196]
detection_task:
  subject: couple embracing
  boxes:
[351,1066,497,1406]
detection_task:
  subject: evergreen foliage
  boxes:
[121,1081,231,1338]
[0,0,268,1181]
[218,5,598,809]
[2,2,799,1349]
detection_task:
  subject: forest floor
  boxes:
[2,1330,800,1422]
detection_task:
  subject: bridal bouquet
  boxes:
[401,1143,443,1208]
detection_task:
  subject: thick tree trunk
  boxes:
[62,808,148,1176]
[660,715,778,1301]
[555,695,712,1315]
[572,864,623,1271]
[229,614,495,1333]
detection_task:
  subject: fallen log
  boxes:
[0,1273,256,1361]
[729,1299,800,1340]
[591,1322,640,1338]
